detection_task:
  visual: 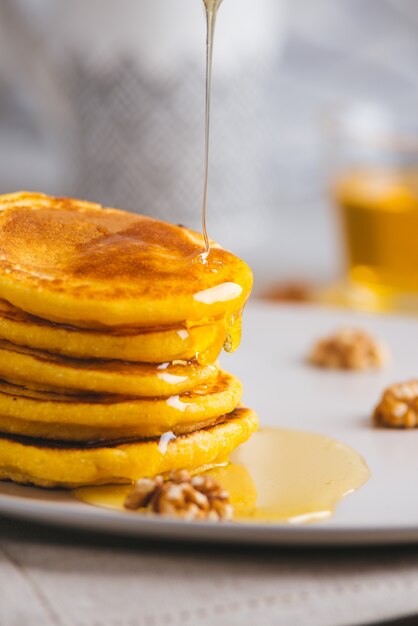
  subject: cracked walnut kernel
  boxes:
[373,381,418,428]
[308,328,388,370]
[124,469,233,521]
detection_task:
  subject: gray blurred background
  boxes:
[0,0,417,291]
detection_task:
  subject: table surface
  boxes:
[4,302,418,625]
[2,514,418,626]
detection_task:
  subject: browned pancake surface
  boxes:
[0,193,252,326]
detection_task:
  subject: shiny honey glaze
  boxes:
[74,428,370,524]
[0,193,252,329]
[0,297,241,365]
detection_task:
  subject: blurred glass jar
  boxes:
[326,102,418,310]
[0,0,286,253]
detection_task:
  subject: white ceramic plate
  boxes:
[1,302,418,546]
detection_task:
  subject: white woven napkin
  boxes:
[1,518,418,626]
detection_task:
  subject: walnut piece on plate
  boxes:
[308,328,388,371]
[373,381,418,428]
[124,469,233,521]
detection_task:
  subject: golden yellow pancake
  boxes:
[0,408,258,487]
[0,372,242,440]
[0,192,253,328]
[0,339,218,396]
[0,412,221,442]
[0,298,227,363]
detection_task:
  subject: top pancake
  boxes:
[0,192,253,327]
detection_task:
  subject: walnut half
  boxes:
[124,469,233,521]
[373,381,418,428]
[308,328,388,371]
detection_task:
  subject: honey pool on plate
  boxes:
[74,428,370,524]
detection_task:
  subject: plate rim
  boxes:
[2,301,418,547]
[2,491,418,546]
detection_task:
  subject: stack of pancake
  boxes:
[0,192,257,488]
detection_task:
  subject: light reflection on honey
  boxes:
[74,427,370,524]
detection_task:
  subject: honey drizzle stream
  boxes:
[201,0,223,258]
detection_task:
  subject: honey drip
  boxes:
[73,428,370,524]
[223,314,242,353]
[201,0,223,258]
